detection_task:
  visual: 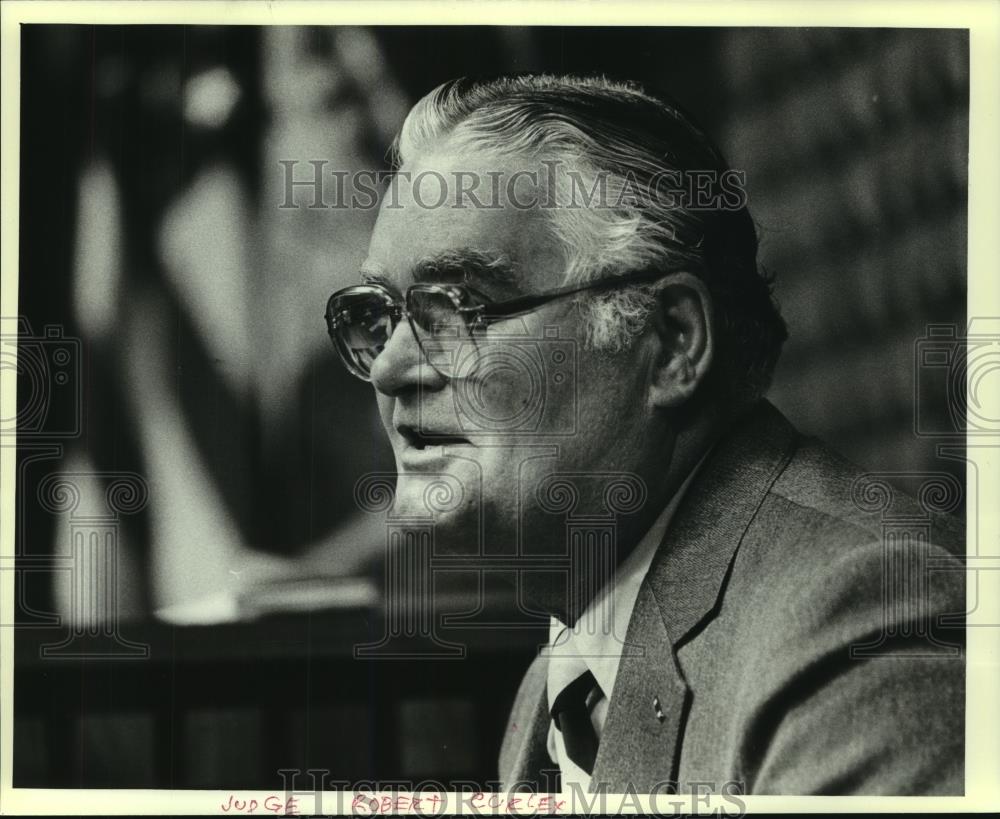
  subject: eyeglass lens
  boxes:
[406,287,482,378]
[329,286,480,380]
[329,291,398,379]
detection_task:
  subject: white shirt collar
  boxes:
[546,457,705,704]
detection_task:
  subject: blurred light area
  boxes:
[255,26,389,430]
[332,27,410,145]
[72,160,123,341]
[50,449,145,627]
[158,165,254,398]
[155,591,241,625]
[266,27,344,115]
[183,66,241,129]
[121,288,296,619]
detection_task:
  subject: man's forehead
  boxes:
[363,151,561,290]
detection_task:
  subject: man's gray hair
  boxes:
[393,74,788,404]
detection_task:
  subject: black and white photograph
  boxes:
[1,1,998,815]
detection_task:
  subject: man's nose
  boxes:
[369,318,447,396]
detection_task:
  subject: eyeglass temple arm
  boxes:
[477,266,674,320]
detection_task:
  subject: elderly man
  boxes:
[325,75,964,795]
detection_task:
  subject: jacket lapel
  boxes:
[591,401,798,790]
[591,582,689,791]
[500,653,557,790]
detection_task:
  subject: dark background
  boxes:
[12,25,968,788]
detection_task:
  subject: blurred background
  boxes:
[13,25,968,788]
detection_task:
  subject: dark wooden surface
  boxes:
[14,608,548,789]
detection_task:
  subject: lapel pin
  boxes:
[653,696,665,722]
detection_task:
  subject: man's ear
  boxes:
[647,272,715,409]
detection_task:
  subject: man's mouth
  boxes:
[396,424,472,450]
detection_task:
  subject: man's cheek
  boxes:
[454,359,539,436]
[376,396,394,437]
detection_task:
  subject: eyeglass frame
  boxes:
[324,265,680,381]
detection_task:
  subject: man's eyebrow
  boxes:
[410,248,519,290]
[359,261,387,283]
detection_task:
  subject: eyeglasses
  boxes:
[325,266,676,381]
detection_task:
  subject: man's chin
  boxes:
[390,476,530,555]
[390,471,469,518]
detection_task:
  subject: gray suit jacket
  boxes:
[499,401,965,795]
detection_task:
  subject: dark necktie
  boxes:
[550,669,600,775]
